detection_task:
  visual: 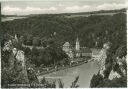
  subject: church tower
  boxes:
[76,37,80,51]
[75,37,80,57]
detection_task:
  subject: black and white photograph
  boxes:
[1,0,127,88]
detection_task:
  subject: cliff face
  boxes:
[2,39,29,87]
[90,44,127,88]
[2,37,42,88]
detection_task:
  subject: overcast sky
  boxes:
[1,0,128,15]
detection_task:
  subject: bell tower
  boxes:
[76,37,80,51]
[75,36,80,57]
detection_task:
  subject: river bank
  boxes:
[38,61,99,87]
[37,59,88,76]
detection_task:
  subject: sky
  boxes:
[1,0,128,15]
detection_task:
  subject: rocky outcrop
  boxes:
[90,43,127,88]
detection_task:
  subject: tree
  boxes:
[32,37,40,46]
[90,71,104,88]
[26,34,33,46]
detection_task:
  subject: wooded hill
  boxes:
[2,9,126,51]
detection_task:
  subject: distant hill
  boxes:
[26,8,126,17]
[64,8,126,15]
[2,8,126,21]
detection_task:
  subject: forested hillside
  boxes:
[2,10,126,50]
[1,8,127,88]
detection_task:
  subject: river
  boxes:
[38,61,99,88]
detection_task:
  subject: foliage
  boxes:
[90,72,127,88]
[29,38,68,67]
[1,63,29,88]
[97,76,127,88]
[2,11,126,67]
[2,11,126,48]
[32,37,41,46]
[40,77,56,88]
[1,9,127,88]
[70,76,79,88]
[90,71,104,87]
[90,44,127,88]
[58,79,64,88]
[40,76,79,88]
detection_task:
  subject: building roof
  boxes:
[80,47,92,53]
[91,48,101,55]
[63,42,70,47]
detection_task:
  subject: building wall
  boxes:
[81,53,92,57]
